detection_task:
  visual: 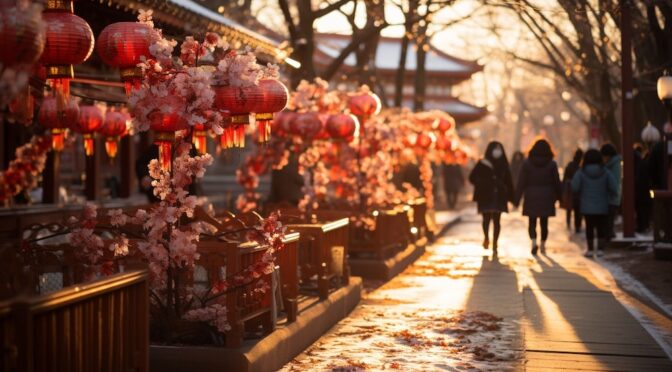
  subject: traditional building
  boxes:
[314,33,487,124]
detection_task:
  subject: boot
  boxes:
[483,238,489,249]
[531,240,538,255]
[540,241,546,254]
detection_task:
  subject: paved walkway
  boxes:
[281,209,672,371]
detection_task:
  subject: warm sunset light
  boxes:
[1,1,671,371]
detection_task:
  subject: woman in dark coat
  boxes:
[469,141,514,252]
[562,149,584,233]
[516,138,562,255]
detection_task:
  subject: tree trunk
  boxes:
[394,0,416,107]
[413,37,428,111]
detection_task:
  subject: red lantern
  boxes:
[313,113,331,140]
[0,2,45,67]
[433,117,454,134]
[348,92,381,118]
[38,96,78,151]
[148,95,189,170]
[435,135,452,151]
[253,79,289,143]
[272,110,296,138]
[415,133,433,150]
[72,104,103,156]
[289,112,322,140]
[101,110,128,159]
[40,0,94,109]
[327,114,358,141]
[97,22,155,96]
[213,83,262,149]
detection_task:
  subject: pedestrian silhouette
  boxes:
[515,138,562,255]
[469,141,514,252]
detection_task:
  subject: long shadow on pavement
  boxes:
[523,255,672,371]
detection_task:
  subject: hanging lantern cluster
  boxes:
[327,114,358,142]
[71,104,103,156]
[38,96,79,151]
[148,95,189,170]
[348,91,381,128]
[272,111,296,138]
[97,22,155,96]
[254,79,289,143]
[289,111,323,140]
[101,110,128,159]
[214,79,289,149]
[40,0,94,109]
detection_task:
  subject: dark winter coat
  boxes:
[561,159,581,209]
[515,156,562,217]
[469,159,514,213]
[571,164,617,215]
[604,154,622,206]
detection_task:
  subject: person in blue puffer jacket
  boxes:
[600,143,622,240]
[572,149,618,257]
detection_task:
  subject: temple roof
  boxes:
[315,33,482,80]
[102,0,288,63]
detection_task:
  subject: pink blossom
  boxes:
[107,209,128,227]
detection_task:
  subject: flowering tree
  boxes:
[60,11,289,342]
[0,135,51,205]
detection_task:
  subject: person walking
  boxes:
[600,143,622,240]
[572,149,618,257]
[515,138,562,255]
[562,149,584,233]
[510,151,524,189]
[469,141,514,252]
[442,163,464,209]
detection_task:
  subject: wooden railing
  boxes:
[278,232,300,322]
[285,218,350,299]
[0,270,149,372]
[194,239,274,348]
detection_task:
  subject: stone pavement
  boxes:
[281,209,672,371]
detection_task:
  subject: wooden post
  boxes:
[119,135,135,198]
[42,151,60,204]
[621,0,635,237]
[84,138,101,201]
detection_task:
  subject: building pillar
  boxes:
[119,135,135,198]
[84,138,101,201]
[621,0,635,237]
[42,151,60,204]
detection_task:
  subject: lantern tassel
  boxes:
[193,129,207,155]
[105,138,118,158]
[123,78,141,97]
[83,134,95,156]
[51,129,65,151]
[155,132,174,171]
[236,125,245,148]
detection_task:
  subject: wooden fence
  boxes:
[0,270,149,372]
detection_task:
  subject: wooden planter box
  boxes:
[284,218,350,299]
[194,239,275,348]
[0,270,149,372]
